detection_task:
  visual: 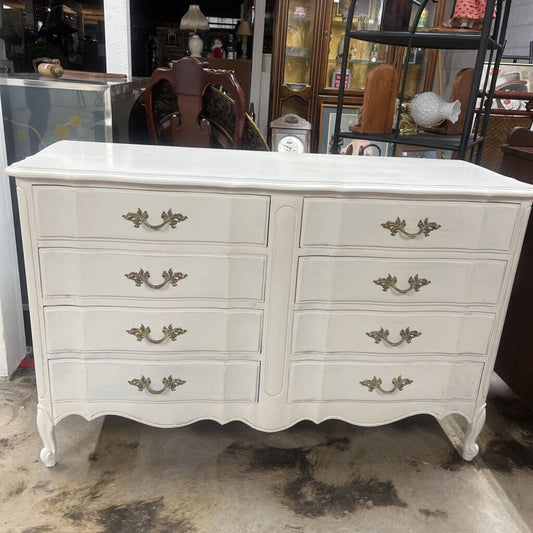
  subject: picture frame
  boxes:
[481,62,533,111]
[319,103,360,153]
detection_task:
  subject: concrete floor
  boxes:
[0,368,532,533]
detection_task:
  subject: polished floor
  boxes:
[1,368,532,533]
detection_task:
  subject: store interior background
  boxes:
[0,1,269,76]
[0,0,530,141]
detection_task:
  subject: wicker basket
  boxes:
[477,113,532,172]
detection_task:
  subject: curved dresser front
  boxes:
[8,140,533,466]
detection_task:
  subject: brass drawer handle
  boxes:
[123,208,188,230]
[360,376,413,393]
[366,327,421,347]
[127,324,187,344]
[128,375,186,394]
[125,268,187,289]
[382,217,441,238]
[373,274,430,294]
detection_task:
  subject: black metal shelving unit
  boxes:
[332,0,512,162]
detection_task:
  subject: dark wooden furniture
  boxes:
[497,127,533,411]
[145,56,247,148]
[204,58,252,105]
[501,127,533,179]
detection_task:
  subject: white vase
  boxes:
[188,34,204,57]
[410,92,461,128]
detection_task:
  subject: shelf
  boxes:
[286,47,310,58]
[327,58,385,64]
[336,131,484,151]
[348,30,501,50]
[331,0,511,161]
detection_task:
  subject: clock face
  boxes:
[277,135,305,153]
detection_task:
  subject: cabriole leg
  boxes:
[37,404,57,467]
[462,405,486,461]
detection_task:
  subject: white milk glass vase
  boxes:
[410,92,461,128]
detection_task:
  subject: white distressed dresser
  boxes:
[8,140,533,467]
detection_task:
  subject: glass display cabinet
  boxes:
[324,0,386,92]
[270,0,321,122]
[0,73,146,345]
[0,74,146,164]
[270,0,446,151]
[322,0,444,95]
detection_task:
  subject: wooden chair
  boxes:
[500,126,533,181]
[145,56,247,149]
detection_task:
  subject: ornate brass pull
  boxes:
[123,208,187,230]
[128,375,186,394]
[127,324,187,344]
[382,217,441,238]
[366,327,421,346]
[373,274,430,295]
[125,268,187,289]
[360,376,413,393]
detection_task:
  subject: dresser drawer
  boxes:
[45,307,263,354]
[301,198,519,250]
[292,310,493,355]
[35,186,269,245]
[49,359,259,403]
[288,361,483,402]
[296,256,507,305]
[40,249,266,302]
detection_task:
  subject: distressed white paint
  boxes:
[8,140,533,466]
[0,97,26,377]
[103,0,132,77]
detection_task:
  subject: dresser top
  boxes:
[7,140,533,199]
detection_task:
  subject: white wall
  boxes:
[0,97,26,377]
[504,0,533,59]
[104,0,132,77]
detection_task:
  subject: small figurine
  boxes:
[211,38,223,58]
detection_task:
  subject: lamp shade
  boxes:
[179,4,209,31]
[237,20,253,36]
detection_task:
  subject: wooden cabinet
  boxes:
[270,0,323,126]
[270,0,445,151]
[8,140,533,466]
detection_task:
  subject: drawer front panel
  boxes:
[40,249,266,302]
[301,198,519,250]
[296,257,507,305]
[35,187,269,245]
[45,307,263,354]
[49,359,259,402]
[288,361,483,402]
[292,311,493,355]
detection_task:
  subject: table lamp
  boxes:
[179,4,209,57]
[237,20,253,60]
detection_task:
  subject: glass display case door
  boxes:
[320,0,444,96]
[270,0,325,124]
[324,0,386,92]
